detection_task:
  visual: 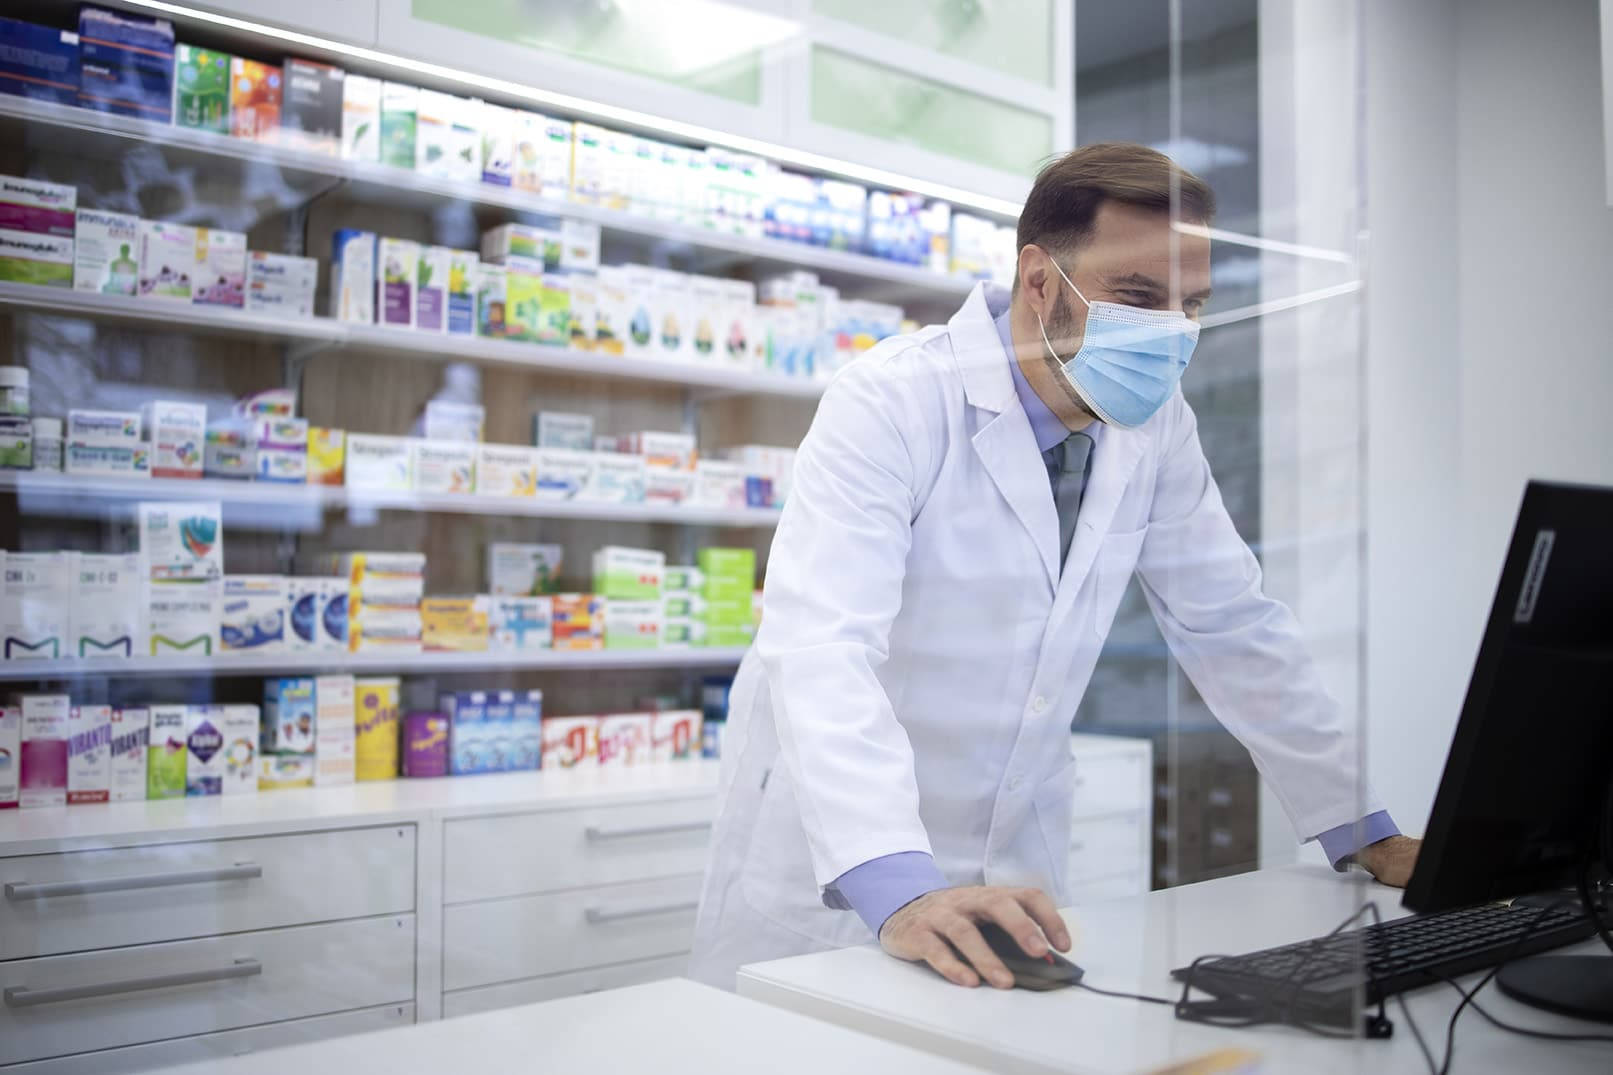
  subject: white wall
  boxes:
[1364,0,1613,833]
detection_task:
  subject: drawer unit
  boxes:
[0,826,416,961]
[0,914,415,1067]
[1069,750,1149,820]
[442,955,689,1018]
[443,873,701,991]
[11,1002,414,1075]
[1068,813,1147,883]
[444,797,715,903]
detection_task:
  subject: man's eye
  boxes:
[1118,290,1154,306]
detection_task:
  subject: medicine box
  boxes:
[73,209,140,295]
[561,219,601,272]
[597,712,652,767]
[78,6,173,122]
[476,262,506,338]
[484,691,516,771]
[511,689,543,770]
[17,694,69,807]
[185,705,226,796]
[139,500,223,581]
[412,440,476,494]
[423,400,484,443]
[72,552,141,658]
[583,453,646,504]
[349,609,422,654]
[108,706,148,801]
[475,444,537,497]
[623,431,696,470]
[0,174,75,288]
[331,229,376,323]
[280,58,342,156]
[593,546,665,600]
[137,219,196,301]
[540,715,597,769]
[67,704,112,804]
[415,244,449,332]
[416,89,479,182]
[480,222,562,267]
[263,677,315,755]
[246,251,318,317]
[0,417,30,469]
[220,574,286,656]
[421,595,489,652]
[258,442,303,478]
[379,81,417,169]
[308,427,345,485]
[645,467,694,506]
[534,411,594,451]
[259,753,315,790]
[228,57,280,142]
[286,576,346,652]
[0,17,80,108]
[552,593,603,650]
[377,237,419,328]
[344,434,414,491]
[314,674,355,786]
[66,440,150,477]
[603,599,662,650]
[487,542,563,596]
[0,705,18,808]
[337,551,427,581]
[593,266,628,356]
[234,387,295,419]
[145,705,186,799]
[693,460,748,509]
[402,712,449,778]
[567,274,597,350]
[662,617,705,648]
[142,399,205,479]
[2,551,72,660]
[192,227,246,307]
[220,704,258,795]
[480,102,515,186]
[354,677,400,781]
[699,547,756,592]
[173,44,230,133]
[650,709,702,762]
[68,408,141,445]
[535,447,594,501]
[443,691,489,775]
[490,595,553,650]
[664,565,704,593]
[146,578,220,657]
[341,73,381,162]
[447,249,477,336]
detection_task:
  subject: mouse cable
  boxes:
[1073,979,1174,1005]
[1431,973,1613,1045]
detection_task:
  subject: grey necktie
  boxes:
[1044,431,1094,567]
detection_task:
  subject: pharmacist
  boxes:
[690,143,1420,991]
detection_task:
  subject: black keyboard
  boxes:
[1170,901,1598,1025]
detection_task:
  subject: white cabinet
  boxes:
[1066,734,1153,903]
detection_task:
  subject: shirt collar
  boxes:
[994,306,1082,454]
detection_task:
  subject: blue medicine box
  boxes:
[0,17,80,107]
[77,6,174,122]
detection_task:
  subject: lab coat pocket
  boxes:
[1031,757,1078,903]
[738,767,869,948]
[1092,526,1147,638]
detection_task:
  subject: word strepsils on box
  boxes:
[535,448,595,501]
[344,434,413,491]
[72,552,141,658]
[412,440,476,494]
[2,551,72,660]
[475,444,537,497]
[220,575,285,655]
[67,704,112,804]
[583,453,646,504]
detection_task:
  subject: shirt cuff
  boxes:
[830,851,950,937]
[1314,811,1401,871]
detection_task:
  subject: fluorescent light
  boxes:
[1197,279,1362,329]
[1176,222,1355,266]
[118,0,1023,217]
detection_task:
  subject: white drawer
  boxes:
[442,955,689,1018]
[444,797,715,903]
[0,913,415,1066]
[0,825,415,961]
[444,873,701,991]
[9,1002,414,1075]
[1067,871,1148,907]
[1069,813,1146,880]
[1069,750,1147,820]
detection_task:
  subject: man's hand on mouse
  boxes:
[878,885,1071,989]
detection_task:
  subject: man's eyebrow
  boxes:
[1102,272,1167,292]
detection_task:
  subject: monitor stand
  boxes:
[1497,955,1613,1023]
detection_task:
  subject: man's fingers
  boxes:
[1016,888,1072,951]
[940,915,1015,989]
[919,935,979,988]
[980,896,1049,958]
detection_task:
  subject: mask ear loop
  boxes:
[1034,253,1090,360]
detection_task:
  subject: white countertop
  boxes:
[739,865,1611,1074]
[150,978,991,1075]
[0,762,720,856]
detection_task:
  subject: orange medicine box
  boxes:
[551,593,603,650]
[229,58,281,142]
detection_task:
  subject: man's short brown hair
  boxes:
[1016,142,1216,259]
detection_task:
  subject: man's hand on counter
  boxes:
[1356,834,1422,888]
[878,885,1072,989]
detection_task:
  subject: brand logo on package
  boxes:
[1,179,70,205]
[1513,529,1555,624]
[188,720,222,762]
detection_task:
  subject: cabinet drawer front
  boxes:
[1069,751,1147,820]
[445,797,714,903]
[9,1002,414,1075]
[0,826,415,961]
[1069,813,1146,880]
[0,914,415,1066]
[442,955,689,1018]
[444,874,700,990]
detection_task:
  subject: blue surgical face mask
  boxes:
[1034,257,1200,428]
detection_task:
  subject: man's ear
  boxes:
[1017,245,1056,318]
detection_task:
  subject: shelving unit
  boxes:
[0,646,750,682]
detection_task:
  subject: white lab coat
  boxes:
[688,283,1380,988]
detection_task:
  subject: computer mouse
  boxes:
[973,921,1086,991]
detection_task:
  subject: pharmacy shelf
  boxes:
[0,281,828,400]
[0,95,980,308]
[0,646,750,682]
[0,471,783,529]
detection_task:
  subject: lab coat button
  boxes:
[1007,774,1023,790]
[1031,696,1048,714]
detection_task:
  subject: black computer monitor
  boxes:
[1403,479,1613,1019]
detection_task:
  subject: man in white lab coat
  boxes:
[690,143,1419,991]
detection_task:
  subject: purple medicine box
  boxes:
[401,711,448,778]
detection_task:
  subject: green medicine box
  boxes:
[702,595,755,627]
[174,45,232,133]
[698,547,755,583]
[704,624,756,648]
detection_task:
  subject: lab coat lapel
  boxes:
[1053,425,1146,610]
[949,284,1060,592]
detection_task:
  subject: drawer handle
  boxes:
[3,958,261,1009]
[583,821,712,842]
[4,862,262,901]
[584,899,699,924]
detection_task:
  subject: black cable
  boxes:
[1074,979,1174,1006]
[1432,973,1613,1044]
[1394,991,1438,1075]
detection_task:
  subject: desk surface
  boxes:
[738,865,1610,1074]
[152,978,990,1075]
